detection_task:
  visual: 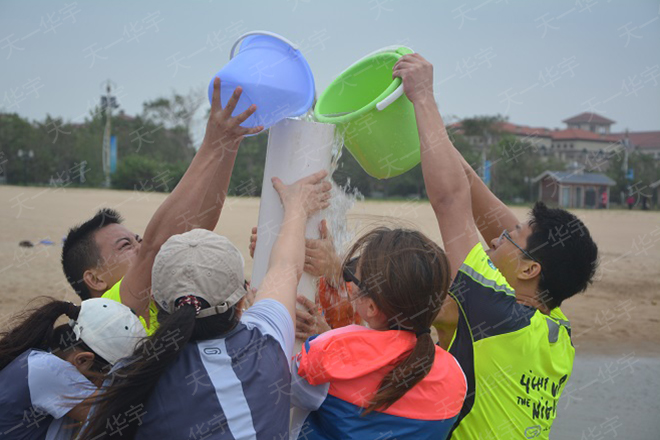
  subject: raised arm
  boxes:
[121,78,262,321]
[455,149,519,246]
[256,170,332,323]
[393,54,479,275]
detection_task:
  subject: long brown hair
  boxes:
[344,228,451,415]
[0,298,109,372]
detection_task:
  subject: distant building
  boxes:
[453,112,660,169]
[611,130,660,160]
[533,165,616,209]
[562,112,615,134]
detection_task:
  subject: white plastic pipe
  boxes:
[251,118,335,304]
[250,118,335,433]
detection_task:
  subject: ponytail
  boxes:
[78,304,197,440]
[79,298,239,440]
[342,228,452,416]
[0,298,79,370]
[363,332,436,415]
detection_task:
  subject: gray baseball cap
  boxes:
[152,229,246,318]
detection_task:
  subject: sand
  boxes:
[2,185,659,355]
[2,185,659,437]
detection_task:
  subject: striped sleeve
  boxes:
[241,299,295,357]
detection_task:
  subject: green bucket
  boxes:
[314,46,420,180]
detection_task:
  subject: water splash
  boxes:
[290,110,363,254]
[327,178,364,256]
[324,128,364,255]
[299,106,316,122]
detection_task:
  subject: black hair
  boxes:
[62,208,123,300]
[525,202,599,310]
[0,298,109,373]
[78,298,241,440]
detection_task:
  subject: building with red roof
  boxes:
[562,112,616,134]
[611,130,660,160]
[452,112,659,170]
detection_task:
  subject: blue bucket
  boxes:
[207,31,315,131]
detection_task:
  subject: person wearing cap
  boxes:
[61,78,262,336]
[0,298,145,440]
[79,170,332,440]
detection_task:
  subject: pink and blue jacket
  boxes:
[290,325,467,440]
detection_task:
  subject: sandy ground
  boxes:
[1,185,658,353]
[1,185,659,437]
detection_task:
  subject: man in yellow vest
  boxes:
[394,54,599,439]
[61,80,262,335]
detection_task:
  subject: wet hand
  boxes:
[304,220,342,284]
[272,170,332,217]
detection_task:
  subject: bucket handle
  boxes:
[376,85,405,111]
[230,31,300,59]
[370,46,414,112]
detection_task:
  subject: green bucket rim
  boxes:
[314,47,413,125]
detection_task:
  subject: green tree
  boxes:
[0,113,40,184]
[227,132,268,196]
[607,150,660,204]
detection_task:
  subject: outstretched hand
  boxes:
[305,220,342,284]
[272,170,332,217]
[204,77,264,149]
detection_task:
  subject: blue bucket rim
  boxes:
[230,31,316,119]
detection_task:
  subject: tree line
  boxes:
[1,98,658,206]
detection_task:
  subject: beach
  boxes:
[1,185,658,437]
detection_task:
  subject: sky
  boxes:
[1,0,659,146]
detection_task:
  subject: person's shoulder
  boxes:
[458,243,498,278]
[245,298,285,313]
[27,349,91,394]
[316,324,371,341]
[101,279,123,302]
[0,349,37,377]
[453,242,515,297]
[434,345,464,373]
[241,299,295,356]
[302,325,376,352]
[27,349,70,372]
[242,298,291,327]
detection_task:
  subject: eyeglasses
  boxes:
[499,230,544,278]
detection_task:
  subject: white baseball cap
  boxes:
[152,229,246,318]
[70,298,147,365]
